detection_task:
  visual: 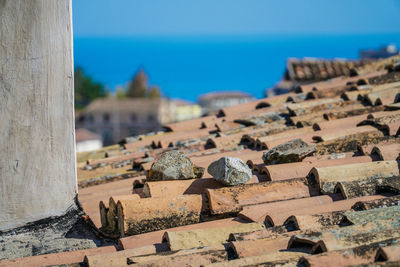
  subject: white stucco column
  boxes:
[0,0,77,231]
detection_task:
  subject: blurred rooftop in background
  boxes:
[71,0,400,145]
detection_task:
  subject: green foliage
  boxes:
[126,68,148,98]
[74,67,161,107]
[74,67,105,110]
[116,86,127,99]
[148,86,161,99]
[126,67,162,99]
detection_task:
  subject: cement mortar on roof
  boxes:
[0,201,115,260]
[0,0,77,231]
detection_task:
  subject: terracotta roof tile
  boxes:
[217,94,290,117]
[283,212,345,231]
[126,245,227,266]
[261,156,372,181]
[375,245,400,262]
[163,222,265,251]
[296,70,387,93]
[238,195,340,223]
[301,238,400,267]
[214,120,243,132]
[364,82,400,105]
[74,56,400,266]
[312,125,381,142]
[78,177,142,227]
[206,178,316,215]
[323,104,385,120]
[256,126,315,147]
[115,194,203,237]
[264,195,385,227]
[386,102,400,110]
[288,110,327,127]
[11,55,400,266]
[303,151,356,162]
[258,131,317,149]
[342,89,372,101]
[0,246,116,267]
[288,220,400,254]
[287,98,354,116]
[286,58,369,82]
[371,144,400,161]
[309,160,400,195]
[358,54,400,74]
[228,236,292,259]
[86,150,146,166]
[207,251,305,267]
[314,114,371,130]
[119,218,248,250]
[351,195,400,211]
[246,158,264,172]
[85,243,169,267]
[163,115,217,132]
[100,194,141,233]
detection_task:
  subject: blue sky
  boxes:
[73,0,400,36]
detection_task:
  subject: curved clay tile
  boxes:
[264,195,384,227]
[206,178,315,215]
[300,239,399,267]
[288,220,400,254]
[351,195,400,211]
[228,236,292,259]
[118,217,247,250]
[238,195,338,223]
[371,144,400,161]
[263,156,371,182]
[116,194,203,237]
[309,160,400,195]
[0,246,117,267]
[375,245,400,262]
[163,222,265,251]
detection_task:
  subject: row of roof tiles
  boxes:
[3,55,400,266]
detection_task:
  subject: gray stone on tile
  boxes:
[147,150,200,181]
[208,157,252,186]
[262,138,316,165]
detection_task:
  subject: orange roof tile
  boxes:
[9,55,400,266]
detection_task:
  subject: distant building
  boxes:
[198,91,254,115]
[75,128,103,153]
[265,57,370,96]
[75,98,201,145]
[76,98,171,145]
[171,100,202,122]
[360,44,399,60]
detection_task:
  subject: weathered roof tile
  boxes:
[206,178,316,215]
[308,161,400,194]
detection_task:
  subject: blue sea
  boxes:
[74,34,400,102]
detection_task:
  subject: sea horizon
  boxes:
[74,33,400,102]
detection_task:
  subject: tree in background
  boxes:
[74,67,105,110]
[126,67,162,99]
[148,86,161,99]
[116,86,127,99]
[126,68,148,98]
